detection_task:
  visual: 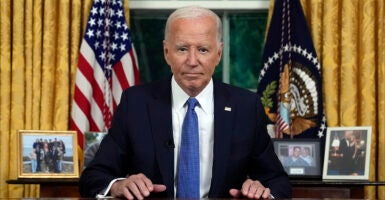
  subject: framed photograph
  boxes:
[272,139,321,178]
[17,130,79,178]
[322,126,372,180]
[83,131,106,169]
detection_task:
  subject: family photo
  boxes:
[19,131,78,177]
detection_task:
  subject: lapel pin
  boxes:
[224,107,231,111]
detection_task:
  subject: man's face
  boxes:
[293,148,301,158]
[163,16,223,96]
[344,130,354,141]
[302,148,309,156]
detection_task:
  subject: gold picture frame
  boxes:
[17,130,79,178]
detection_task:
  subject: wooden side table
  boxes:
[7,178,80,197]
[291,179,385,198]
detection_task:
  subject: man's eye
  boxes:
[199,48,208,53]
[178,47,187,52]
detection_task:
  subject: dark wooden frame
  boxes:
[272,138,321,179]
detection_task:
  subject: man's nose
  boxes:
[186,50,199,66]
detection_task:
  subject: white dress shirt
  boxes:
[171,76,214,198]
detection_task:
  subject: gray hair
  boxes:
[164,5,222,45]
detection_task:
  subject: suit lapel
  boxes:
[148,79,174,196]
[209,81,235,196]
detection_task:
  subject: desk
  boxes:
[291,180,385,198]
[7,179,385,198]
[7,179,80,197]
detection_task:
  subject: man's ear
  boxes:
[163,40,170,65]
[216,42,224,66]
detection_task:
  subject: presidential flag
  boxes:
[257,0,326,139]
[71,0,139,149]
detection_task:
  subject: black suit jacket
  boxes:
[79,78,291,198]
[338,138,356,174]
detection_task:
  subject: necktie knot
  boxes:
[187,97,198,110]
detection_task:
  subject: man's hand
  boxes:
[229,179,272,199]
[110,173,166,199]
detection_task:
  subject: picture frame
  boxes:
[272,139,321,179]
[322,126,372,180]
[17,130,79,178]
[83,131,106,169]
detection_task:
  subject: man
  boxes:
[79,5,291,199]
[338,130,358,175]
[32,138,42,172]
[283,146,309,167]
[300,147,314,166]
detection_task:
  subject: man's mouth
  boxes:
[183,73,202,78]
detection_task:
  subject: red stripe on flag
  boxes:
[77,54,95,83]
[113,61,129,89]
[71,85,101,134]
[70,118,84,150]
[73,86,91,119]
[129,50,140,85]
[91,77,107,116]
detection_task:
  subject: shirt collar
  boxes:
[171,76,213,114]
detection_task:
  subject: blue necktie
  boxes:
[177,97,200,198]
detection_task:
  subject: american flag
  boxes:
[71,0,139,149]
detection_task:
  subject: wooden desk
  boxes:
[7,179,385,198]
[7,179,80,197]
[291,180,385,198]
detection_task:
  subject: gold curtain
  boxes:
[268,0,385,198]
[0,0,131,197]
